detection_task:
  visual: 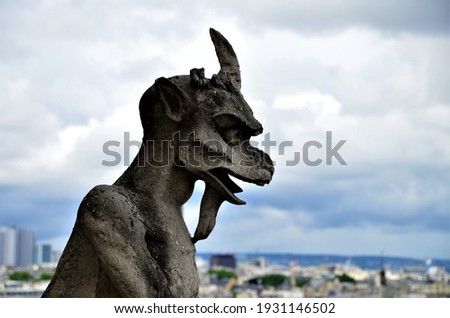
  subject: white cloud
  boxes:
[273,91,341,116]
[0,1,448,259]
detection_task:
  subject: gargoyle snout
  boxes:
[262,150,275,179]
[252,147,275,184]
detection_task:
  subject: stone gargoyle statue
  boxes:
[42,28,274,297]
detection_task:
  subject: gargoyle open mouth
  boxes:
[202,168,270,205]
[192,167,271,243]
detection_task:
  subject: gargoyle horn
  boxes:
[210,28,241,91]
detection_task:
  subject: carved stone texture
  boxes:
[42,28,274,298]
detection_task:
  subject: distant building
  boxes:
[210,254,236,269]
[17,228,35,267]
[250,257,269,268]
[0,226,35,267]
[34,244,53,264]
[0,226,17,267]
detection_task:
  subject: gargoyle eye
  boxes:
[222,127,247,146]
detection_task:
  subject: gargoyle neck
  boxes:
[115,147,196,208]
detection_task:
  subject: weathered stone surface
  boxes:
[42,28,274,298]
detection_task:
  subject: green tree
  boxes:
[261,274,287,287]
[295,277,311,287]
[38,272,54,281]
[335,273,356,284]
[9,271,33,281]
[207,269,237,280]
[248,274,288,287]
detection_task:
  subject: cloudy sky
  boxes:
[1,0,449,259]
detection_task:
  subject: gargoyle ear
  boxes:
[155,77,186,122]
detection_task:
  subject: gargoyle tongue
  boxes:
[192,185,225,243]
[192,169,247,243]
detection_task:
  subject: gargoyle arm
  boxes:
[78,185,167,297]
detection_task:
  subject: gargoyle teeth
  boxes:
[255,180,267,186]
[209,168,243,193]
[201,168,245,205]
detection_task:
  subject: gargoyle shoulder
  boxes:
[77,184,137,222]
